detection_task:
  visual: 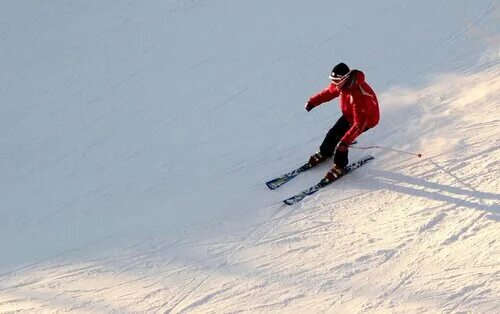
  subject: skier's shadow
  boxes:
[366,161,500,220]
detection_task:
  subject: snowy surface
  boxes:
[0,0,499,312]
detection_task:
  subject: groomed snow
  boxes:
[0,0,499,312]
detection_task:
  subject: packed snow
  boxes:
[0,0,499,312]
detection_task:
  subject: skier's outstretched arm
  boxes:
[305,84,340,111]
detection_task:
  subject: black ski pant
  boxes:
[319,115,351,168]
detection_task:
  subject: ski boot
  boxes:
[324,164,345,181]
[308,152,326,167]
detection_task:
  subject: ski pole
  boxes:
[349,145,422,158]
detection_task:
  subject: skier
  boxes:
[305,62,380,181]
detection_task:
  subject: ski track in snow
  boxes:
[1,0,500,313]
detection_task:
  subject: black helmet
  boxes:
[329,62,350,79]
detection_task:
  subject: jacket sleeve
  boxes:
[341,86,369,145]
[308,83,340,108]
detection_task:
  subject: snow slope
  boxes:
[0,0,499,312]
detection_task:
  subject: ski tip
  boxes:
[266,182,277,190]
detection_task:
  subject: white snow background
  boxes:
[0,0,499,312]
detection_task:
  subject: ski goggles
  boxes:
[329,71,350,86]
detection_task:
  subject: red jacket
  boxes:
[308,70,380,145]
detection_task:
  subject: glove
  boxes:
[305,101,315,112]
[335,141,349,152]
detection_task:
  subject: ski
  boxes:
[283,156,374,205]
[266,142,359,190]
[266,162,312,190]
